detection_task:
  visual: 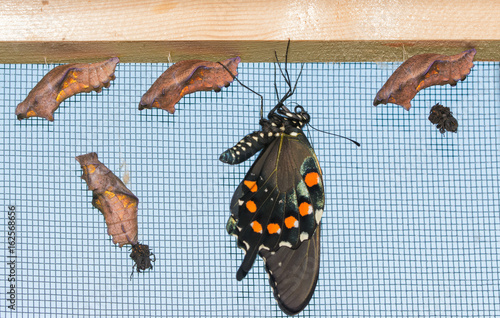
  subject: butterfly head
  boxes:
[262,105,310,135]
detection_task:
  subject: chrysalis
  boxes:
[139,57,240,113]
[16,57,119,121]
[373,49,475,110]
[76,152,153,274]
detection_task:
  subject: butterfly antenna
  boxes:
[218,61,265,120]
[271,40,303,115]
[274,61,280,103]
[307,124,360,147]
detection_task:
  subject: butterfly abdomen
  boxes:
[219,130,275,165]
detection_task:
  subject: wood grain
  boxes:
[0,0,498,62]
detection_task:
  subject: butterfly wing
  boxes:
[260,225,320,316]
[227,129,324,314]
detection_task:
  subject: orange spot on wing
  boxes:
[243,180,258,192]
[285,216,298,229]
[251,221,262,233]
[246,200,257,213]
[299,202,312,216]
[267,223,280,234]
[304,172,319,187]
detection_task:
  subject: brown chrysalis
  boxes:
[138,57,240,114]
[373,49,476,110]
[429,103,458,134]
[16,57,119,121]
[76,152,153,274]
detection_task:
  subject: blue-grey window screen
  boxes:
[0,61,499,317]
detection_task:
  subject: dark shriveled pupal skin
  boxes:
[429,103,458,134]
[139,57,240,114]
[16,57,119,121]
[76,152,153,274]
[373,49,475,111]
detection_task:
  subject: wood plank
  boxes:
[0,0,498,63]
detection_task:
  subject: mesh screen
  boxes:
[1,60,499,317]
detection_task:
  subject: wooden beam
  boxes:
[0,0,498,63]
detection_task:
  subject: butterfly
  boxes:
[220,41,324,315]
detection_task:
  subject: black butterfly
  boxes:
[220,42,324,315]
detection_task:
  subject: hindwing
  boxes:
[260,225,320,315]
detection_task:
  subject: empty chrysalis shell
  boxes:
[76,152,153,274]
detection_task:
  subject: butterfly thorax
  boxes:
[219,105,310,165]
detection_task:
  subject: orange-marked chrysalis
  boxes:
[373,49,476,111]
[16,57,119,121]
[138,57,240,114]
[76,152,153,275]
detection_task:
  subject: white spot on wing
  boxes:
[279,241,292,248]
[290,132,299,137]
[259,244,270,251]
[300,232,309,241]
[252,136,259,141]
[242,241,250,250]
[238,199,244,206]
[315,209,324,224]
